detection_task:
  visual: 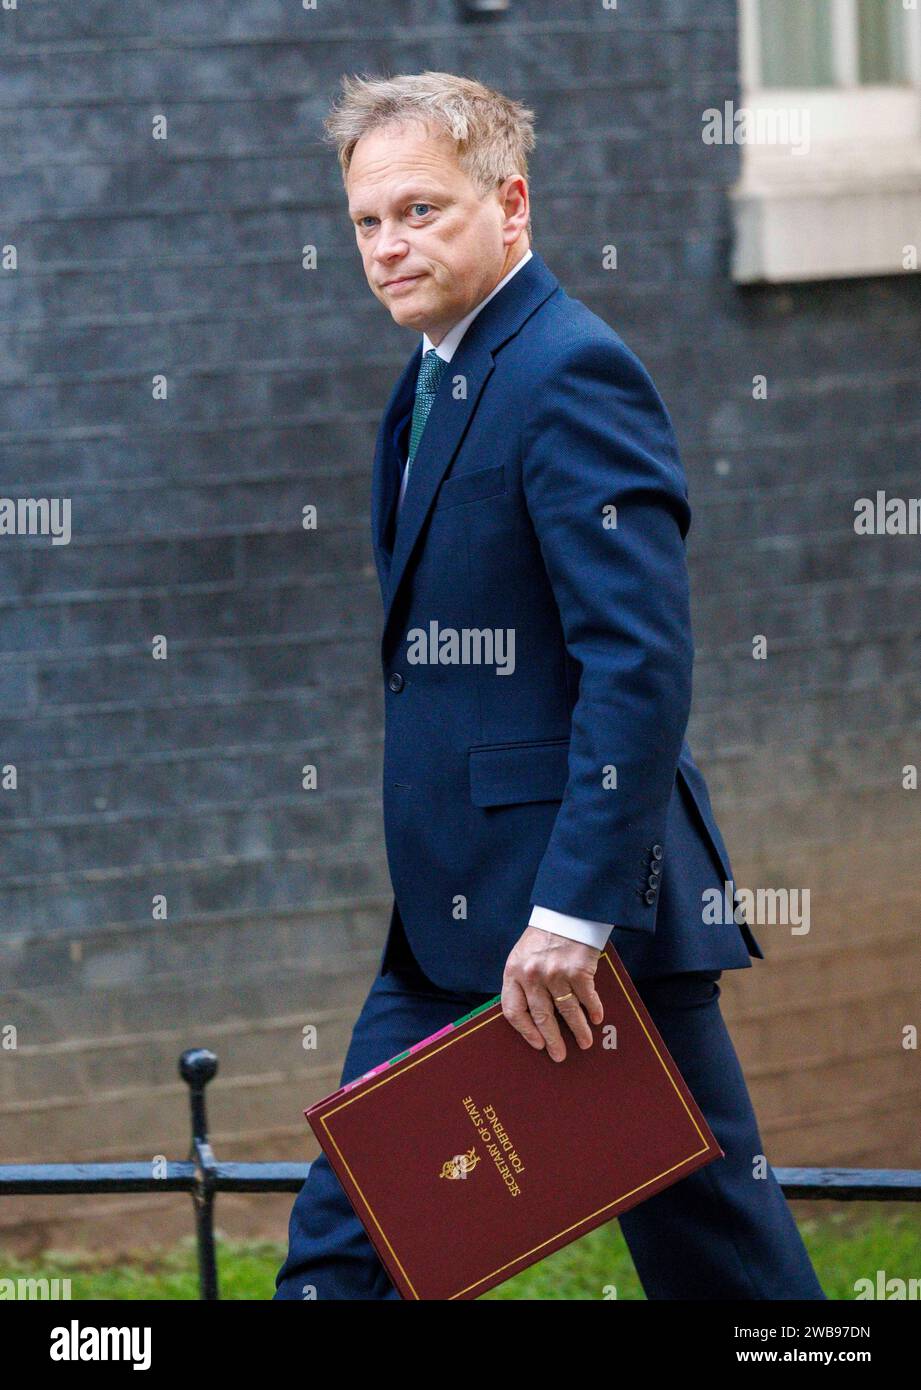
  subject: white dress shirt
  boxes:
[414,247,612,954]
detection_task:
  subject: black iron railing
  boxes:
[1,1047,918,1299]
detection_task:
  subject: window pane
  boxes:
[857,0,908,83]
[759,0,835,87]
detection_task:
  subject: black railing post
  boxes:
[180,1048,220,1301]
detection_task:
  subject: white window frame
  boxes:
[732,0,921,282]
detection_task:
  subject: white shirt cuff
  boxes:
[528,905,612,951]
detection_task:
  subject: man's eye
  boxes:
[410,203,432,217]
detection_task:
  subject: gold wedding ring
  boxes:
[553,991,574,1003]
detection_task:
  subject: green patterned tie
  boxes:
[399,348,448,512]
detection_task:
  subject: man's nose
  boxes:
[372,222,409,264]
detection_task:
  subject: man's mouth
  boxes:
[382,273,424,293]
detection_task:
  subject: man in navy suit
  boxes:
[274,71,825,1300]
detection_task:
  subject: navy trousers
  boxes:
[273,950,826,1301]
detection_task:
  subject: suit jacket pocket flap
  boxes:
[437,463,506,508]
[468,737,570,807]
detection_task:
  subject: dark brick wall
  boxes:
[1,0,918,1252]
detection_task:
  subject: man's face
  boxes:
[346,120,527,343]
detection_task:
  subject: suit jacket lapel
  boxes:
[370,346,421,599]
[379,401,414,562]
[383,336,495,634]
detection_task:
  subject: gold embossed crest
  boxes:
[439,1146,480,1180]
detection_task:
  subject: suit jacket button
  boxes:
[652,844,663,860]
[644,887,657,904]
[388,672,404,692]
[649,861,662,877]
[647,873,660,888]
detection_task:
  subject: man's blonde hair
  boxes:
[324,71,536,239]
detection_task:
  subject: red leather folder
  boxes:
[305,946,723,1300]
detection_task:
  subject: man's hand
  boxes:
[501,926,604,1062]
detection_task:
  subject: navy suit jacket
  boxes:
[371,249,762,993]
